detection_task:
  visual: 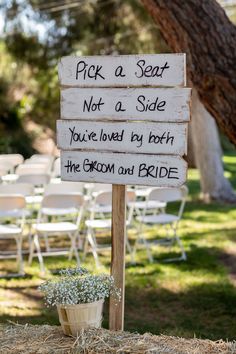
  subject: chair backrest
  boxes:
[0,183,34,197]
[52,157,61,177]
[26,156,53,171]
[30,154,54,162]
[17,174,51,186]
[0,160,14,174]
[42,193,84,209]
[126,190,136,224]
[0,194,26,212]
[0,164,7,176]
[16,163,49,175]
[94,191,112,205]
[24,158,50,166]
[39,193,84,225]
[91,189,136,224]
[127,189,137,203]
[0,154,24,167]
[149,185,188,219]
[0,166,9,176]
[92,183,112,195]
[44,181,84,196]
[149,186,188,203]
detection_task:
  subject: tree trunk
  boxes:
[191,89,236,203]
[141,0,236,147]
[186,122,196,168]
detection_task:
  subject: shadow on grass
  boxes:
[125,280,236,341]
[1,279,236,341]
[131,243,225,277]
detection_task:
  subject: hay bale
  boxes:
[0,324,235,354]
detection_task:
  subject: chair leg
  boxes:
[44,233,50,252]
[28,234,34,265]
[33,234,46,274]
[68,240,73,261]
[15,236,24,275]
[68,233,80,266]
[162,225,187,262]
[134,222,153,263]
[87,229,101,268]
[83,234,89,261]
[126,235,135,264]
[174,232,187,261]
[143,237,153,263]
[77,234,84,250]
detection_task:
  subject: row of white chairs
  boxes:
[0,154,60,183]
[0,182,188,275]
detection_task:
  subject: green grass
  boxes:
[0,153,236,340]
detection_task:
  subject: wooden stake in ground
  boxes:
[109,184,126,331]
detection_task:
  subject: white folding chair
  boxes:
[17,173,51,198]
[52,157,61,177]
[0,183,34,197]
[16,163,49,175]
[43,182,86,228]
[0,182,34,215]
[29,193,85,273]
[30,154,54,164]
[0,194,26,275]
[134,186,188,263]
[44,181,85,196]
[84,189,135,267]
[91,183,112,194]
[128,186,166,224]
[0,160,15,175]
[0,154,23,171]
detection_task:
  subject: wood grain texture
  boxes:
[109,184,126,331]
[58,54,186,87]
[57,120,188,155]
[60,87,191,122]
[61,150,187,187]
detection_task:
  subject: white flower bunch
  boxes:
[39,267,121,306]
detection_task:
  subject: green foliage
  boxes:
[5,32,48,69]
[0,73,35,157]
[0,0,169,136]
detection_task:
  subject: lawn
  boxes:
[0,153,236,341]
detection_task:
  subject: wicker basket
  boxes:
[57,299,104,336]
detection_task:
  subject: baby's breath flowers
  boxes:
[38,267,121,306]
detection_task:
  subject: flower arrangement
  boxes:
[39,267,121,307]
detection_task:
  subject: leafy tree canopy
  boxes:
[0,0,168,132]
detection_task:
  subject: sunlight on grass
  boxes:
[187,169,200,181]
[0,155,236,340]
[223,155,236,164]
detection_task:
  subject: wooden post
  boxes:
[58,53,190,332]
[109,184,126,331]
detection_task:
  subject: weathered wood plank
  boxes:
[109,184,126,331]
[61,87,191,122]
[61,151,187,187]
[57,120,188,155]
[58,54,186,87]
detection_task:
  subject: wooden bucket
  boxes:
[57,299,104,336]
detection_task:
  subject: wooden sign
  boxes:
[61,87,191,122]
[58,54,186,87]
[61,151,187,187]
[57,120,188,155]
[58,53,191,332]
